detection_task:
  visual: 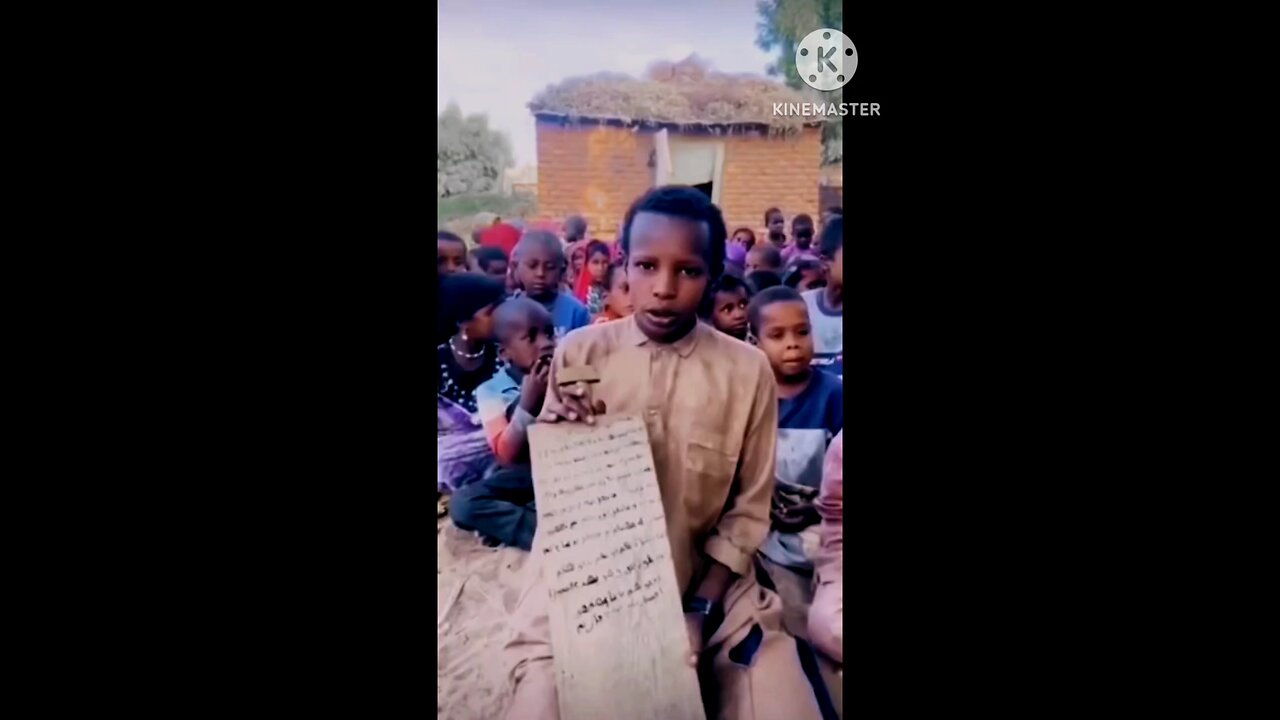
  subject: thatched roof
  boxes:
[529,57,820,132]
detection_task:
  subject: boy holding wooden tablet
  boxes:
[504,187,823,720]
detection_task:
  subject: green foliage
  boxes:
[756,0,844,164]
[438,103,515,198]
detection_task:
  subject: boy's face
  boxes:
[755,300,814,379]
[438,240,467,275]
[745,248,777,274]
[516,245,564,300]
[710,287,749,340]
[605,272,633,317]
[626,211,710,343]
[587,251,610,284]
[767,213,786,239]
[793,221,815,248]
[499,309,556,373]
[826,245,844,287]
[730,230,754,249]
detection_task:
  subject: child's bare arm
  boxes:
[491,359,550,464]
[492,405,537,465]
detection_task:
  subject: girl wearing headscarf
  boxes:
[572,240,611,316]
[437,273,506,414]
[564,240,588,292]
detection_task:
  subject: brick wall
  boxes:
[720,128,822,239]
[535,120,821,242]
[536,121,654,240]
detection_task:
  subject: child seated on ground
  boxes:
[562,214,587,246]
[572,240,611,316]
[471,245,510,284]
[449,298,556,551]
[804,216,843,380]
[591,262,633,324]
[746,243,783,275]
[724,242,747,278]
[783,214,816,264]
[512,230,590,339]
[699,273,751,341]
[438,231,468,276]
[505,185,825,720]
[748,287,844,642]
[808,430,843,663]
[437,273,506,414]
[764,207,787,248]
[784,257,827,292]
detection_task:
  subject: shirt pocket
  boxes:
[684,431,737,523]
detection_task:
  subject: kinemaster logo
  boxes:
[796,28,856,91]
[775,27,880,118]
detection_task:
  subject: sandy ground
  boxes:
[436,500,842,720]
[437,511,529,720]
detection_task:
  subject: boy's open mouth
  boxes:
[644,309,680,327]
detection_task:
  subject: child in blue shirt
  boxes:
[449,298,556,551]
[510,230,590,340]
[747,286,843,642]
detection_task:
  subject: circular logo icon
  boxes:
[795,28,856,91]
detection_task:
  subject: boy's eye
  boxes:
[679,268,703,278]
[634,262,655,271]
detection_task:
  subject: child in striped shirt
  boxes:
[448,297,556,551]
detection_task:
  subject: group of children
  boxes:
[436,190,844,719]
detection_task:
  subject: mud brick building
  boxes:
[528,62,825,240]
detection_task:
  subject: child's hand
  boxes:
[518,357,551,413]
[538,381,606,424]
[770,484,820,532]
[771,503,820,533]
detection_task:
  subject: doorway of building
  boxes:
[666,138,725,204]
